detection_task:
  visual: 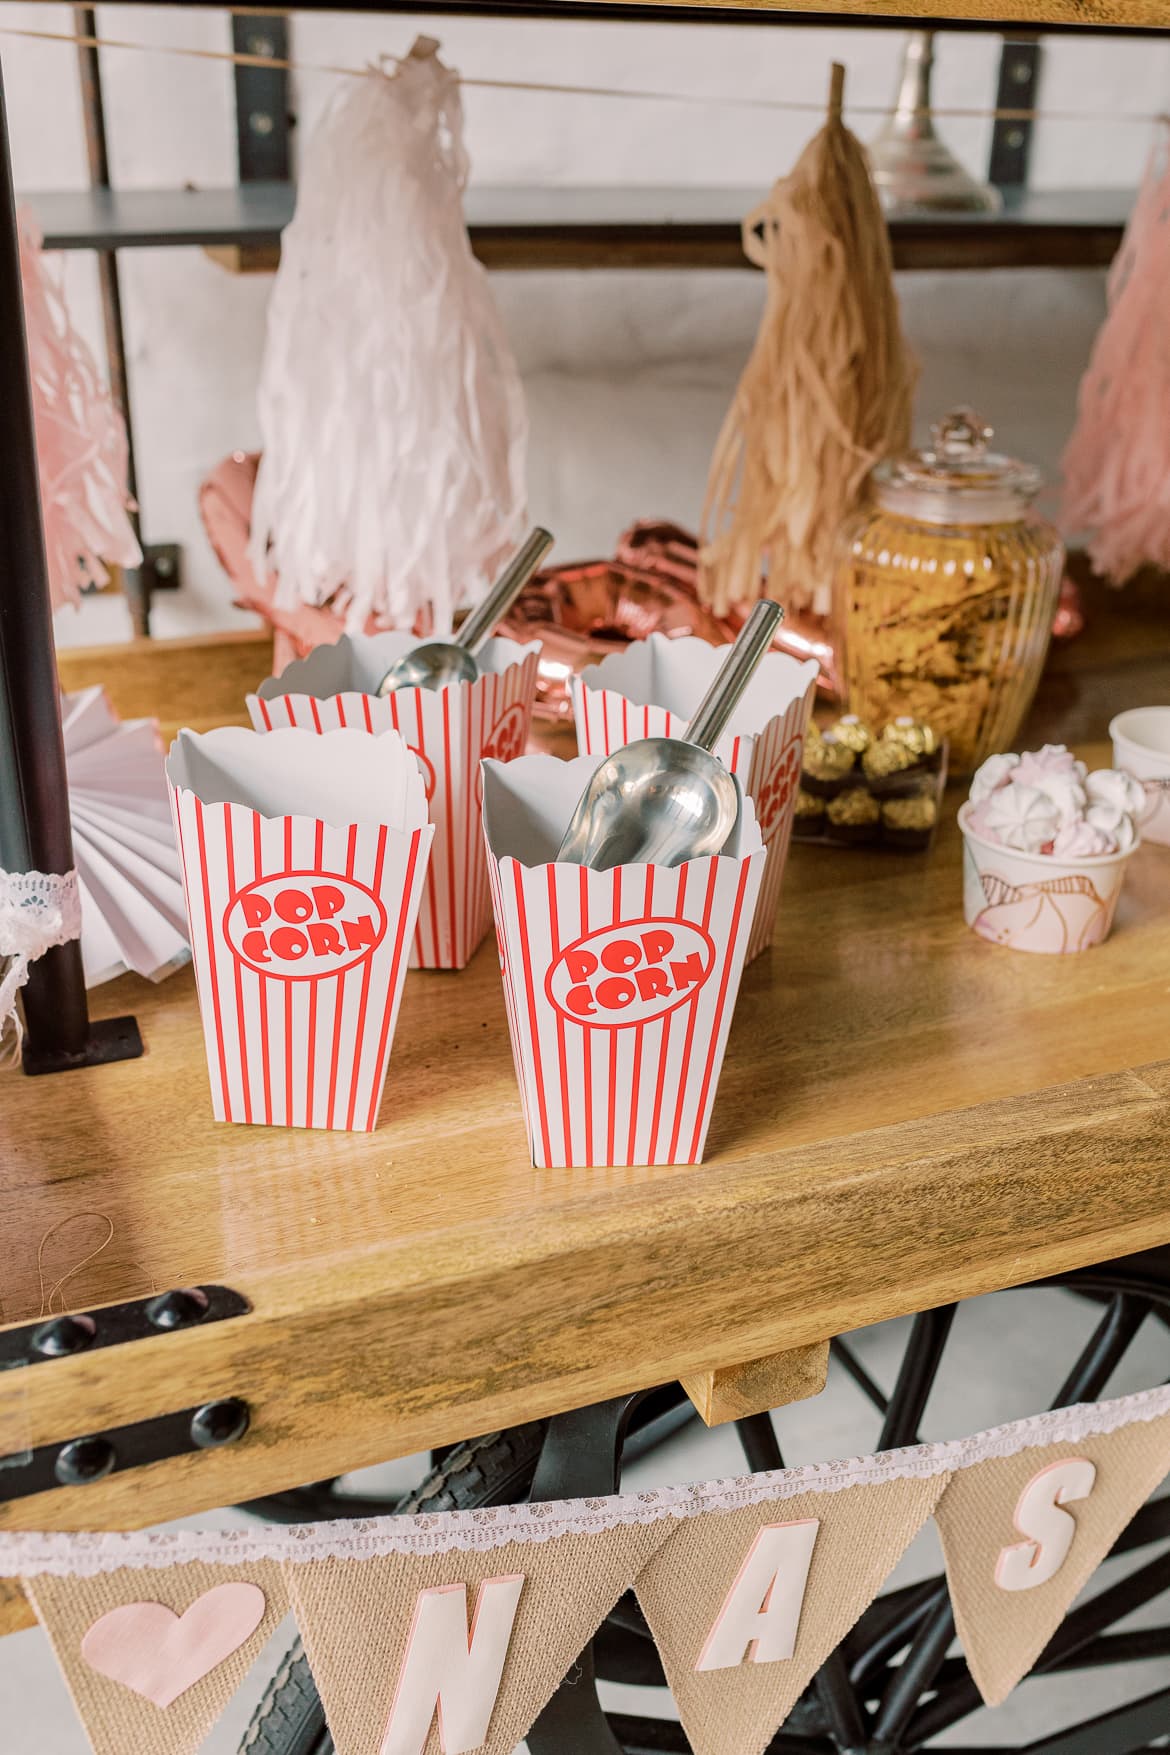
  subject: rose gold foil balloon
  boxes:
[498,555,731,723]
[199,452,425,672]
[1053,573,1086,641]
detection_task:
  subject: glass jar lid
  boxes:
[873,407,1042,526]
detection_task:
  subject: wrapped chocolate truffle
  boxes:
[826,787,881,844]
[828,713,873,754]
[794,787,828,836]
[802,730,856,796]
[796,714,947,851]
[882,715,939,759]
[881,793,938,850]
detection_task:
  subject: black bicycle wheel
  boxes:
[239,1423,550,1755]
[240,1258,1170,1755]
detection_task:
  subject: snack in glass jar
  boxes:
[837,408,1064,775]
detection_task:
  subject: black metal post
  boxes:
[73,6,150,638]
[527,1393,653,1755]
[0,56,140,1074]
[988,36,1041,192]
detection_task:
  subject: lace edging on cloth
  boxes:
[4,1382,1170,1576]
[0,869,82,1062]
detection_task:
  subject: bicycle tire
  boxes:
[242,1265,1170,1754]
[238,1423,548,1755]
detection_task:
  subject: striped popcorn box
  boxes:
[570,634,817,963]
[482,753,766,1169]
[166,726,433,1131]
[248,634,540,971]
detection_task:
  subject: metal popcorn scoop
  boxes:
[556,599,783,871]
[377,527,554,695]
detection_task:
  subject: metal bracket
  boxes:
[0,1284,249,1367]
[1,1399,252,1503]
[989,37,1041,191]
[22,1011,143,1077]
[0,1285,251,1502]
[232,13,291,184]
[142,541,182,593]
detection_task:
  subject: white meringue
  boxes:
[1032,771,1089,829]
[1014,744,1088,788]
[969,752,1019,802]
[1052,819,1113,858]
[1086,800,1138,853]
[1086,767,1146,820]
[979,781,1061,853]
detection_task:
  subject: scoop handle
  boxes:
[685,599,785,752]
[456,527,555,656]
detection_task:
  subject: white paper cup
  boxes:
[1110,708,1170,848]
[959,803,1136,955]
[570,634,816,964]
[249,634,540,970]
[167,727,433,1130]
[482,752,766,1168]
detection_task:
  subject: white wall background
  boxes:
[5,4,1168,649]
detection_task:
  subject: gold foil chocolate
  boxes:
[882,715,939,758]
[829,714,873,754]
[827,788,881,826]
[881,794,938,831]
[862,738,919,781]
[794,787,827,821]
[804,735,856,782]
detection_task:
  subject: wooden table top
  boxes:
[3,572,1169,1544]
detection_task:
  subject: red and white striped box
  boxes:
[248,634,541,971]
[570,635,817,964]
[482,753,766,1169]
[166,726,433,1132]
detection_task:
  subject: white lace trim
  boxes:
[3,1383,1169,1576]
[0,870,82,1063]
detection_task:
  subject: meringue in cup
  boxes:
[959,743,1142,954]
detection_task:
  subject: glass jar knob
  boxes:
[931,408,993,463]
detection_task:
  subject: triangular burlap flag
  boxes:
[935,1409,1170,1706]
[26,1559,287,1755]
[285,1518,672,1755]
[636,1472,948,1755]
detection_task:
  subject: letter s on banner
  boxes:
[695,1521,819,1672]
[380,1575,524,1755]
[995,1458,1097,1592]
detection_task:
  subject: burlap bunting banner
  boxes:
[8,1383,1170,1755]
[24,1558,288,1755]
[935,1404,1170,1706]
[636,1472,949,1755]
[283,1520,673,1755]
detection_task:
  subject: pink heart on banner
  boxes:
[80,1582,267,1709]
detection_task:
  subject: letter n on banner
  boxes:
[24,1561,288,1755]
[283,1520,673,1755]
[935,1408,1170,1707]
[635,1474,949,1755]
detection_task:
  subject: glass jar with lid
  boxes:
[836,408,1064,775]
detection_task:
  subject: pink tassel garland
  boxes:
[17,207,141,612]
[1062,128,1170,586]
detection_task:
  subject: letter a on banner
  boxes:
[284,1519,674,1755]
[696,1521,819,1670]
[636,1473,949,1755]
[935,1410,1170,1706]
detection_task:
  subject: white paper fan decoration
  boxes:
[62,687,190,987]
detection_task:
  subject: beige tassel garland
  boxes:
[700,64,917,618]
